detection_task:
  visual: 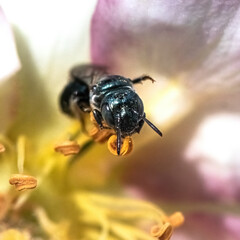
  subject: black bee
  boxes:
[60,64,162,155]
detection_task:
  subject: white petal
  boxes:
[0,7,20,81]
[2,0,97,102]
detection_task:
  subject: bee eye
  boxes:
[101,104,114,127]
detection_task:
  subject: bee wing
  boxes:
[70,64,108,86]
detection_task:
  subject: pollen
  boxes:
[0,143,5,153]
[54,140,81,156]
[89,111,97,125]
[107,135,133,156]
[9,174,37,191]
[88,125,114,143]
[88,111,114,143]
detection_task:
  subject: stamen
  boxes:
[107,135,133,156]
[151,222,173,240]
[54,140,81,156]
[163,212,185,228]
[73,192,184,240]
[0,143,5,153]
[17,135,25,174]
[0,193,9,220]
[8,136,38,192]
[9,174,37,191]
[35,208,71,240]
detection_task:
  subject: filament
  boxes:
[17,135,26,174]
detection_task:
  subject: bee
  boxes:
[60,64,162,155]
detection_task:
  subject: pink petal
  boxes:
[91,0,240,203]
[185,113,240,201]
[91,0,240,89]
[173,213,240,240]
[0,8,20,81]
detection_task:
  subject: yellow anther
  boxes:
[151,222,173,240]
[0,143,5,153]
[54,140,80,156]
[164,212,184,228]
[9,174,37,191]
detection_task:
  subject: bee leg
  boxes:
[92,109,104,129]
[132,75,155,84]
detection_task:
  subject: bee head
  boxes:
[101,89,162,155]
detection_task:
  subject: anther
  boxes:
[9,174,37,191]
[0,143,5,153]
[150,222,173,240]
[164,212,184,228]
[54,140,81,156]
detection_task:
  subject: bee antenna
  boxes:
[143,115,162,137]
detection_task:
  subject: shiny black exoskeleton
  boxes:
[60,64,162,155]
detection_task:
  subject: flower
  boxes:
[0,2,184,240]
[2,0,239,239]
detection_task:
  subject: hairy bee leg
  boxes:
[132,75,155,84]
[92,109,104,129]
